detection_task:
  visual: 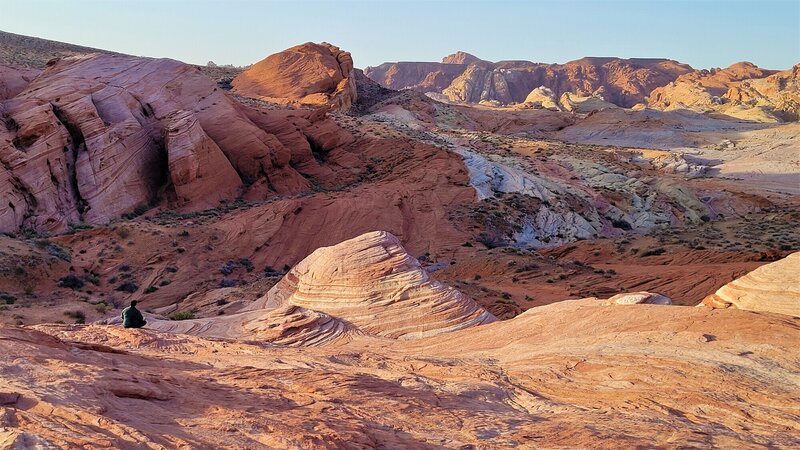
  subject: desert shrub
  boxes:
[216,299,228,306]
[165,266,178,273]
[159,279,172,286]
[239,258,254,272]
[58,274,85,290]
[115,281,139,293]
[611,219,632,230]
[169,310,195,321]
[219,278,237,288]
[640,247,666,257]
[64,309,86,324]
[119,264,131,272]
[178,230,190,237]
[219,260,237,275]
[84,274,100,286]
[476,233,506,249]
[144,286,158,294]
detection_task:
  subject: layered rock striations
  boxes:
[701,252,799,316]
[232,42,357,110]
[250,231,497,339]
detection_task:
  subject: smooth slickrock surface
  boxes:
[249,231,496,339]
[0,300,795,448]
[602,291,672,305]
[701,251,800,316]
[232,42,357,110]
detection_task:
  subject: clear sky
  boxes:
[1,0,798,70]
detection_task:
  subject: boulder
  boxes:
[232,42,357,110]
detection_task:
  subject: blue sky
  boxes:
[1,0,798,69]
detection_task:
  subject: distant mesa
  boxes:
[701,252,800,317]
[365,54,694,108]
[251,231,497,339]
[232,42,357,110]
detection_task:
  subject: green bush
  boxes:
[169,310,195,321]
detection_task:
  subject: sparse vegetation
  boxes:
[169,310,195,321]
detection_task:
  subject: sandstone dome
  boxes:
[701,252,800,316]
[251,231,497,339]
[232,42,357,110]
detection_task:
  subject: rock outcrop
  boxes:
[0,52,362,233]
[251,231,496,339]
[232,42,357,110]
[647,62,799,122]
[701,252,799,316]
[601,291,672,306]
[4,299,799,448]
[365,55,693,107]
[140,304,350,346]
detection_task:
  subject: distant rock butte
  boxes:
[647,62,799,122]
[365,55,693,107]
[701,252,799,316]
[441,51,483,65]
[250,231,497,339]
[232,42,357,110]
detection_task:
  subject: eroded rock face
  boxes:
[647,62,799,122]
[232,42,357,110]
[252,231,496,339]
[701,252,799,316]
[0,53,360,233]
[366,55,693,107]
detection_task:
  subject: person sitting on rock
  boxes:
[121,300,147,329]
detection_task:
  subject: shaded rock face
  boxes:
[252,231,497,339]
[365,55,693,107]
[0,53,361,233]
[702,252,800,316]
[232,42,357,110]
[647,62,798,122]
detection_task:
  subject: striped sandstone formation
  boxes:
[701,252,800,316]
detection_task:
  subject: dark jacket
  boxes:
[122,305,146,328]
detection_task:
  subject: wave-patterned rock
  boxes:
[127,304,350,346]
[701,252,800,316]
[251,231,497,339]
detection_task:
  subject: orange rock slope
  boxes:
[0,298,797,448]
[232,42,357,110]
